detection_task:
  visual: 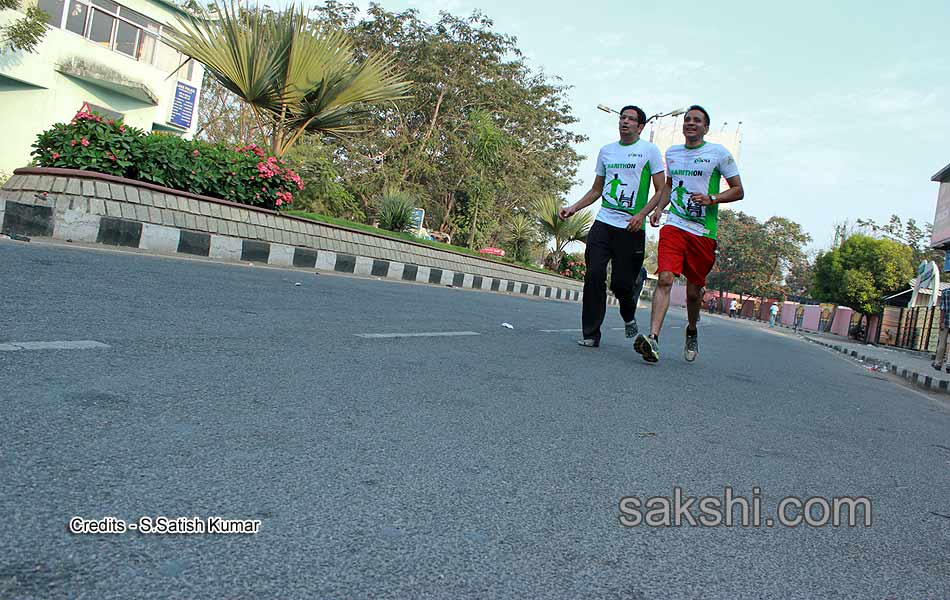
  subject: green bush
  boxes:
[31,111,303,210]
[376,189,415,232]
[32,112,144,177]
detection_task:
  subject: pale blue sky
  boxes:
[336,0,948,250]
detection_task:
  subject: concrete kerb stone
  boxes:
[268,244,295,267]
[801,334,950,394]
[3,171,584,302]
[139,223,181,253]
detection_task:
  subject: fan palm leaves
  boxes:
[533,195,592,263]
[163,1,411,156]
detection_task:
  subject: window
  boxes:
[114,19,138,56]
[39,0,199,82]
[65,1,88,35]
[87,8,115,48]
[37,0,65,27]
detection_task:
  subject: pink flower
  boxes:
[52,152,60,159]
[275,198,283,207]
[119,125,125,133]
[192,149,199,156]
[80,138,89,147]
[107,153,116,161]
[70,140,77,146]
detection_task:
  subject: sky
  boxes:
[313,0,949,252]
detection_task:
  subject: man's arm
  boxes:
[691,175,744,206]
[626,171,668,231]
[560,175,605,219]
[648,175,674,227]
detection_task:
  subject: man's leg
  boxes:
[934,322,948,369]
[609,228,646,335]
[634,226,683,363]
[580,221,611,345]
[680,232,717,362]
[685,282,703,331]
[649,271,675,337]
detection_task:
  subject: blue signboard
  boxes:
[168,81,197,129]
[410,208,425,232]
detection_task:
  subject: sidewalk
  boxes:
[711,311,950,394]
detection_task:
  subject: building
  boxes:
[931,162,950,255]
[647,118,743,163]
[0,0,204,176]
[647,116,743,201]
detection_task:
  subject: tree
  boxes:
[856,214,942,266]
[284,137,363,220]
[533,196,591,266]
[163,1,411,156]
[456,110,510,248]
[784,255,814,298]
[1,0,48,54]
[308,3,584,236]
[504,213,540,263]
[812,234,914,314]
[707,210,811,300]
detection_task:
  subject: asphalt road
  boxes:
[2,239,949,599]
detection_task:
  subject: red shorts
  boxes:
[657,225,717,287]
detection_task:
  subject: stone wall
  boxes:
[1,168,593,303]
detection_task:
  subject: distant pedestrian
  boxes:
[729,299,737,318]
[769,303,778,327]
[932,287,950,372]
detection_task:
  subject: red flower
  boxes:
[51,152,60,159]
[192,149,200,156]
[80,138,89,147]
[70,140,77,146]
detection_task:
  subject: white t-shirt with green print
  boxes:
[594,138,665,230]
[664,142,740,240]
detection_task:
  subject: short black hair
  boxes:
[619,105,646,124]
[687,104,710,127]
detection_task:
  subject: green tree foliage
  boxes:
[856,214,941,266]
[285,138,363,221]
[533,195,591,265]
[307,3,584,237]
[707,210,811,299]
[164,1,411,156]
[1,0,49,54]
[812,234,914,314]
[504,213,541,263]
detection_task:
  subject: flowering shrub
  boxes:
[558,253,586,280]
[31,112,303,210]
[32,111,144,178]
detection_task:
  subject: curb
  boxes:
[800,335,950,394]
[0,197,614,305]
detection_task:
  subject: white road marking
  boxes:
[540,328,582,333]
[355,331,480,339]
[0,340,111,351]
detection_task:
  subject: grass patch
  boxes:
[283,209,564,278]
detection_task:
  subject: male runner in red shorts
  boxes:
[632,105,744,363]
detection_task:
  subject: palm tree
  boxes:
[163,2,411,156]
[506,213,537,263]
[533,195,592,265]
